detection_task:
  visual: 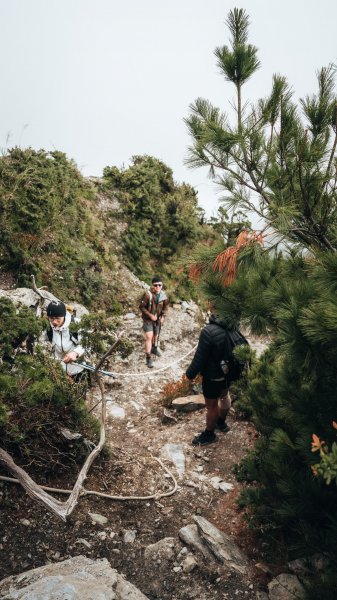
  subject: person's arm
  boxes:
[186,327,211,380]
[63,342,85,363]
[139,292,156,320]
[161,298,169,320]
[63,322,85,363]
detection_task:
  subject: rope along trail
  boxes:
[0,334,197,507]
[1,342,193,502]
[77,343,198,378]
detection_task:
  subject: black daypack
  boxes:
[220,329,250,383]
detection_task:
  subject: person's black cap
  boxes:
[151,276,162,284]
[46,301,66,318]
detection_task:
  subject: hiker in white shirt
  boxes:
[42,301,85,381]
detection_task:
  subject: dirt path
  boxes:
[0,306,269,599]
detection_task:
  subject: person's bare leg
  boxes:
[145,331,153,354]
[205,398,219,431]
[192,397,218,445]
[218,389,231,418]
[217,389,231,432]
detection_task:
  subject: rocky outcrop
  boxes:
[267,573,305,600]
[0,555,149,600]
[0,286,88,318]
[179,515,249,574]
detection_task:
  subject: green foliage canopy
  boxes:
[0,147,119,310]
[103,155,215,296]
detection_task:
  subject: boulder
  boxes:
[0,287,89,318]
[0,555,149,599]
[178,524,214,561]
[172,394,205,412]
[191,516,249,574]
[268,573,305,600]
[144,537,177,563]
[0,287,43,309]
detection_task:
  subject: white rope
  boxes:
[0,456,178,502]
[81,343,198,379]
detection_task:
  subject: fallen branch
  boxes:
[0,456,178,501]
[0,335,179,519]
[0,374,106,522]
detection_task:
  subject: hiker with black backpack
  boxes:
[139,276,169,368]
[42,301,86,382]
[186,312,249,446]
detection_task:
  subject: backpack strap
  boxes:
[47,325,53,343]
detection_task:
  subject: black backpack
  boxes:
[220,329,250,383]
[46,313,79,344]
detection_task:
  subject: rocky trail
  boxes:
[0,296,296,600]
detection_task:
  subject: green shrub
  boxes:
[0,299,99,476]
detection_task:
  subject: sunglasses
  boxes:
[153,283,162,287]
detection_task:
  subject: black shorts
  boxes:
[202,378,228,400]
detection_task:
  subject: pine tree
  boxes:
[185,8,337,593]
[185,8,337,252]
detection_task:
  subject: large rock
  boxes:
[179,524,214,561]
[0,287,44,309]
[0,287,89,318]
[179,516,249,575]
[268,573,305,600]
[172,394,205,412]
[144,537,177,563]
[0,555,149,600]
[192,516,248,574]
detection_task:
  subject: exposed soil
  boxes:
[0,306,272,599]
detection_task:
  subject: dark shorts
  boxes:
[142,321,160,334]
[202,378,228,400]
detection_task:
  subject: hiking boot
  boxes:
[192,430,217,446]
[151,345,161,357]
[215,418,230,433]
[146,355,154,368]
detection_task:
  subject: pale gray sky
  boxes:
[1,0,336,218]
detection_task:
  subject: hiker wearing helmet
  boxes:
[42,301,86,381]
[139,276,169,368]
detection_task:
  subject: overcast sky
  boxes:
[1,0,337,218]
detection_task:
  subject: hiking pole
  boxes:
[75,361,116,378]
[156,315,163,349]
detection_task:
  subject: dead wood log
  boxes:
[0,374,106,522]
[30,274,61,316]
[30,274,60,303]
